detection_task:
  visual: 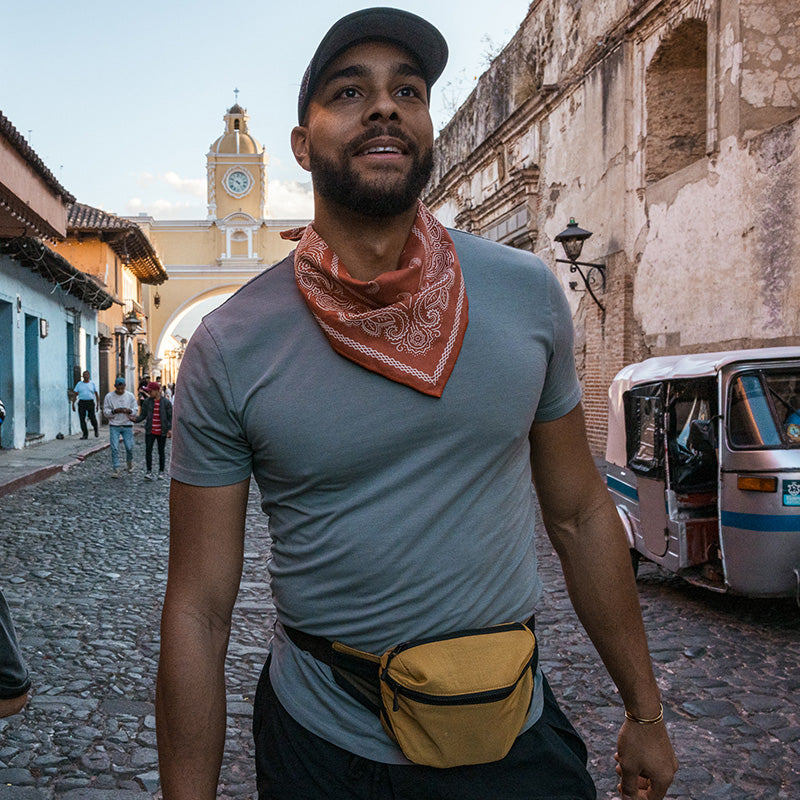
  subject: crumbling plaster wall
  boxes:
[638,119,800,350]
[739,0,800,138]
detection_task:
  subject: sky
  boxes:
[3,0,532,221]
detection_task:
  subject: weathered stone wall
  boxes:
[426,0,800,453]
[739,0,800,138]
[638,120,800,352]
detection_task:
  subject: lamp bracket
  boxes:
[556,258,606,318]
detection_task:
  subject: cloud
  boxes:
[125,197,205,218]
[163,171,205,197]
[268,179,313,220]
[134,171,205,197]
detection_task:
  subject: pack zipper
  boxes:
[382,667,531,710]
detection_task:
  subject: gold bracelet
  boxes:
[624,703,664,725]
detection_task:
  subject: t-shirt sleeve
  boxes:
[169,321,253,486]
[533,270,582,422]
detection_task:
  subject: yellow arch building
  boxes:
[129,103,306,383]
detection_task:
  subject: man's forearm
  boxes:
[544,491,661,715]
[156,606,231,800]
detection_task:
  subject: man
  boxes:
[138,374,151,406]
[130,381,172,480]
[158,8,677,800]
[102,376,137,478]
[72,370,99,439]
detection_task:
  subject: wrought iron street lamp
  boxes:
[122,310,141,336]
[554,218,606,318]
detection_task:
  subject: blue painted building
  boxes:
[0,239,114,448]
[1,111,115,449]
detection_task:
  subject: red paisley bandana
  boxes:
[283,203,468,398]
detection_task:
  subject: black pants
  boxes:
[253,658,596,800]
[77,400,98,437]
[144,433,167,472]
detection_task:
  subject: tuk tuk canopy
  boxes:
[606,347,800,468]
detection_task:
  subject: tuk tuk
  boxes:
[605,347,800,598]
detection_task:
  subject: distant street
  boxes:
[1,447,798,799]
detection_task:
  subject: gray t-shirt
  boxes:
[170,229,581,762]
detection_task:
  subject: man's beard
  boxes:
[309,126,434,218]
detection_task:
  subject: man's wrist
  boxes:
[624,702,664,725]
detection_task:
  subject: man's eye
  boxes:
[397,86,422,98]
[338,87,360,99]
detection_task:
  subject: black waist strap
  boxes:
[284,625,337,665]
[283,615,536,665]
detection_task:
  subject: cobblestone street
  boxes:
[1,445,798,799]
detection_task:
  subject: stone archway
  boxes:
[149,285,239,384]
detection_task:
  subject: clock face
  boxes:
[225,170,251,195]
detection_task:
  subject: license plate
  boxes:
[783,479,800,506]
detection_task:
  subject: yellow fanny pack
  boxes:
[285,619,537,769]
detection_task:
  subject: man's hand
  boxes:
[615,720,678,799]
[167,430,172,439]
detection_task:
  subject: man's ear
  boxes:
[291,126,311,172]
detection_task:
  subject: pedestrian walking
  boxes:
[71,371,100,439]
[102,377,137,478]
[130,381,172,480]
[0,397,5,448]
[157,8,677,800]
[0,588,30,719]
[138,374,151,406]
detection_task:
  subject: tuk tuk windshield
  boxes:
[728,369,800,449]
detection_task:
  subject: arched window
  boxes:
[645,19,708,183]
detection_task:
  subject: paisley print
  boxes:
[286,203,468,397]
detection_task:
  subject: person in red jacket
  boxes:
[131,381,172,480]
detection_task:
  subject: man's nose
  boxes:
[364,90,400,123]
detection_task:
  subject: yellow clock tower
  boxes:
[206,102,269,260]
[125,98,305,384]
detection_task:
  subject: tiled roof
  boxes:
[68,203,131,230]
[0,110,75,203]
[67,203,168,285]
[0,237,118,310]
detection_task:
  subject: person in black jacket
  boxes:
[1,589,30,718]
[131,381,172,480]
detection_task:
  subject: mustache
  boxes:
[345,125,418,156]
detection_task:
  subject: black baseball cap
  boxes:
[297,7,448,123]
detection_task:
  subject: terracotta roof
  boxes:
[67,202,168,285]
[0,110,75,203]
[0,237,118,310]
[0,181,65,240]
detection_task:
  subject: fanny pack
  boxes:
[285,618,537,768]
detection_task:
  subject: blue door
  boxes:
[24,314,40,436]
[0,300,12,446]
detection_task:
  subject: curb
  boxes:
[0,442,109,498]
